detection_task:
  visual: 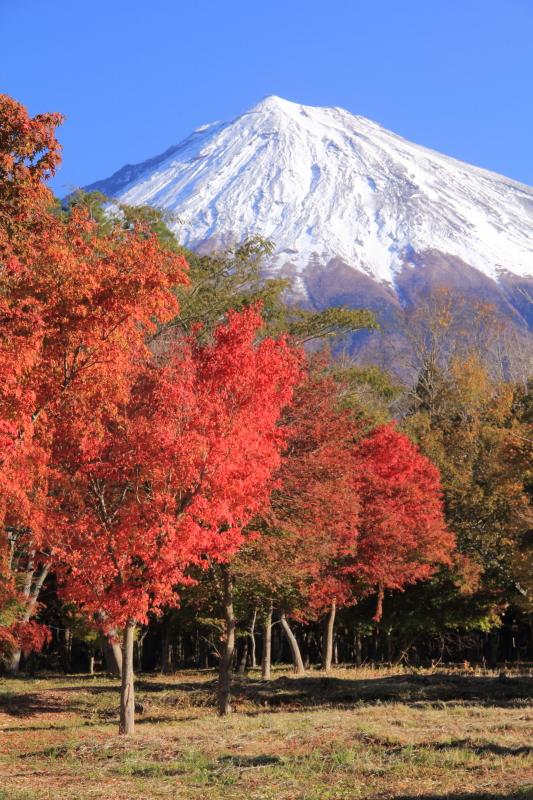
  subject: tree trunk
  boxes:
[489,632,499,670]
[262,601,273,680]
[354,630,362,668]
[135,627,148,673]
[119,620,136,735]
[301,628,313,669]
[28,651,37,678]
[279,612,305,675]
[372,632,379,663]
[99,628,123,677]
[7,649,23,677]
[199,635,209,669]
[217,564,236,715]
[386,628,392,663]
[393,632,420,666]
[249,609,257,668]
[321,601,336,672]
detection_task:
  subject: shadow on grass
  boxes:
[431,739,533,757]
[127,672,533,710]
[384,794,533,800]
[134,714,187,725]
[226,672,533,711]
[218,754,283,767]
[0,724,71,733]
[0,692,71,718]
[5,671,533,716]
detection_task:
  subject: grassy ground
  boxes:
[2,665,533,799]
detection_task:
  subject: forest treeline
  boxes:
[2,94,533,735]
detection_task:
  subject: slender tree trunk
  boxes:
[249,608,257,668]
[279,612,305,675]
[275,624,285,664]
[321,601,336,672]
[99,628,123,677]
[354,630,362,668]
[489,632,499,670]
[7,560,52,676]
[372,632,379,663]
[217,564,236,715]
[314,630,323,664]
[193,628,200,668]
[438,633,445,665]
[135,627,148,673]
[28,652,37,678]
[301,628,312,669]
[119,620,136,735]
[199,635,209,669]
[262,600,273,680]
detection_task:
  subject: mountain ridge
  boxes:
[86,95,533,329]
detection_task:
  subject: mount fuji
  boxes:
[87,95,533,327]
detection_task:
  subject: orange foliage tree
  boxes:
[0,94,188,664]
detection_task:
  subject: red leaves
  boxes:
[49,306,302,627]
[347,423,455,612]
[237,368,363,616]
[0,617,51,658]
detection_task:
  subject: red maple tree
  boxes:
[347,423,455,620]
[48,305,301,732]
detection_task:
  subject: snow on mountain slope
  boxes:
[87,95,533,308]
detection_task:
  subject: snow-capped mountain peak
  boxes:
[87,95,533,320]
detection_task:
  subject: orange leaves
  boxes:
[0,95,63,263]
[0,94,193,633]
[0,93,454,645]
[0,98,190,541]
[7,620,51,656]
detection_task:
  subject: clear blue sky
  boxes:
[2,0,533,195]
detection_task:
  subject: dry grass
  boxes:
[1,665,533,799]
